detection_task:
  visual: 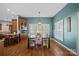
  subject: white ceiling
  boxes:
[0,3,67,21]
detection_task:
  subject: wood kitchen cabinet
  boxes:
[20,33,28,41]
[11,17,27,33]
[12,19,17,33]
[18,18,27,30]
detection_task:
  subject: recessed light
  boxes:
[7,8,10,11]
[12,12,15,14]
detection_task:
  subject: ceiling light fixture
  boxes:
[38,11,41,24]
[7,8,10,11]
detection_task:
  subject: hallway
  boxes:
[3,39,75,56]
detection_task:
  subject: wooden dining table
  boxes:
[28,37,50,48]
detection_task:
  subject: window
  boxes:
[29,24,50,36]
[54,20,64,41]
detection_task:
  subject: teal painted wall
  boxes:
[52,3,79,52]
[27,17,52,37]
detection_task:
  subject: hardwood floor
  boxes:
[0,39,76,56]
[0,41,4,56]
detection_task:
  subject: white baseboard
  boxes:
[53,39,77,55]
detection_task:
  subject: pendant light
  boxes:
[38,11,41,24]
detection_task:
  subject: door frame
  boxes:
[77,12,79,55]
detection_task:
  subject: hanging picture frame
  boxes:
[67,16,71,32]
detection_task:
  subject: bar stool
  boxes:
[4,38,9,47]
